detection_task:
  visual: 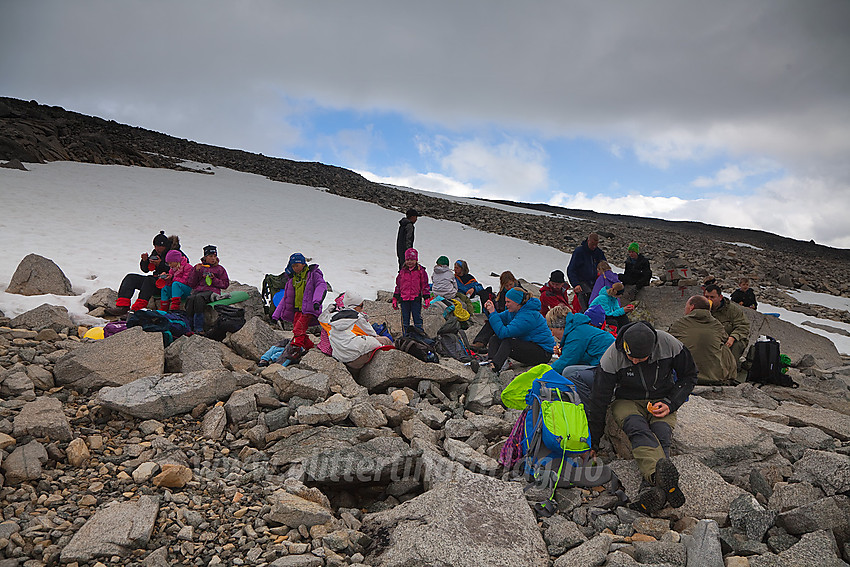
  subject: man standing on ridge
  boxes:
[567,232,607,312]
[396,208,419,269]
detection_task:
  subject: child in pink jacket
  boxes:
[160,249,193,311]
[393,248,430,337]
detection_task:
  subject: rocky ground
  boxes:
[0,254,848,567]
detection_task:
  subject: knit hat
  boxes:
[621,323,656,359]
[505,287,525,304]
[585,305,606,327]
[549,270,565,284]
[203,245,217,257]
[165,250,183,263]
[406,208,419,218]
[153,231,169,247]
[289,252,306,266]
[405,248,418,261]
[343,291,364,309]
[628,242,640,253]
[436,256,449,266]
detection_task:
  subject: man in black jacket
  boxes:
[585,321,698,514]
[396,208,419,269]
[620,242,652,302]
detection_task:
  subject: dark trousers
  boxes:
[117,274,158,301]
[400,299,423,336]
[487,336,552,370]
[576,280,594,312]
[473,321,495,345]
[185,290,215,317]
[606,314,630,329]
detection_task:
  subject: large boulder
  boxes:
[358,349,462,393]
[54,326,164,390]
[1,440,47,484]
[296,349,368,398]
[165,333,227,373]
[6,253,74,296]
[362,475,548,567]
[777,495,850,543]
[224,316,282,361]
[301,435,419,485]
[790,449,850,496]
[268,426,393,469]
[272,367,330,401]
[96,370,241,419]
[10,303,74,332]
[59,496,159,562]
[673,395,778,474]
[776,402,850,441]
[13,396,72,441]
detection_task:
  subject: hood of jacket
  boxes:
[564,312,591,332]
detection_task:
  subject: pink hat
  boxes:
[165,250,183,263]
[405,248,418,261]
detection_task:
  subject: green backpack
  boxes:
[261,271,290,316]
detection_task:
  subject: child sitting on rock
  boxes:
[589,282,634,330]
[393,248,430,337]
[160,249,193,311]
[731,277,758,310]
[185,245,230,333]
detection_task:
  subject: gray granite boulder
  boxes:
[681,519,724,567]
[729,493,776,542]
[301,435,419,485]
[96,370,241,419]
[777,402,850,441]
[296,349,368,398]
[295,393,353,425]
[777,495,850,542]
[164,334,227,372]
[1,440,47,484]
[272,367,330,401]
[790,449,850,496]
[10,303,74,332]
[6,253,73,296]
[54,326,164,390]
[768,482,825,513]
[358,349,462,392]
[13,396,72,441]
[363,475,548,567]
[269,426,391,468]
[553,533,613,567]
[59,495,159,562]
[224,316,282,361]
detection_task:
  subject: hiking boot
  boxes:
[257,359,270,368]
[655,458,685,508]
[105,305,130,316]
[632,480,667,515]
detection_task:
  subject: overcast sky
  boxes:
[3,1,849,247]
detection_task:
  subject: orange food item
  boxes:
[647,401,655,412]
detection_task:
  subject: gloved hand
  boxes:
[314,302,322,312]
[423,297,431,308]
[392,298,399,310]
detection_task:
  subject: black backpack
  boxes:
[395,336,439,363]
[206,305,246,342]
[261,271,290,316]
[746,336,797,388]
[127,309,190,346]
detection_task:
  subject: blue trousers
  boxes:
[400,299,423,336]
[161,281,192,302]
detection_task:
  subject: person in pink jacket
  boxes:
[393,248,430,337]
[160,249,193,311]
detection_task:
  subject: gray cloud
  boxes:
[2,1,849,237]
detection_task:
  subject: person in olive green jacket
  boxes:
[703,284,750,364]
[669,295,737,385]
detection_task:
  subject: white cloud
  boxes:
[549,175,850,248]
[692,160,779,189]
[358,170,477,198]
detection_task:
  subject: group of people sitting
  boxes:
[106,231,229,334]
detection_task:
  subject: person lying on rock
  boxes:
[584,321,697,515]
[184,245,230,334]
[106,231,182,315]
[326,291,393,371]
[483,287,554,373]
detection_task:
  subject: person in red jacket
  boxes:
[539,270,571,316]
[393,248,430,337]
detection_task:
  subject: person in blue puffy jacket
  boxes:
[484,287,554,372]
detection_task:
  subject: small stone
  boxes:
[66,438,91,467]
[391,389,410,405]
[176,525,194,541]
[133,462,161,484]
[79,495,97,506]
[152,464,193,488]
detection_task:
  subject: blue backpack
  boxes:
[127,309,191,346]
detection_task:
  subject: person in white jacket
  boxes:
[431,256,458,299]
[327,291,393,369]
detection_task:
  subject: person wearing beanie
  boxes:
[272,252,328,354]
[106,231,183,316]
[185,245,230,333]
[431,255,459,300]
[470,271,522,351]
[393,248,430,337]
[567,232,607,312]
[585,321,697,515]
[483,287,555,373]
[589,282,634,330]
[454,260,492,302]
[539,269,570,316]
[620,243,652,302]
[396,209,420,269]
[325,291,393,370]
[159,249,193,312]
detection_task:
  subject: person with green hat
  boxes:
[620,242,652,301]
[431,255,458,299]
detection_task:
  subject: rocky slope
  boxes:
[0,255,848,566]
[3,97,850,310]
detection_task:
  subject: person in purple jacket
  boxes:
[272,253,328,352]
[185,245,230,333]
